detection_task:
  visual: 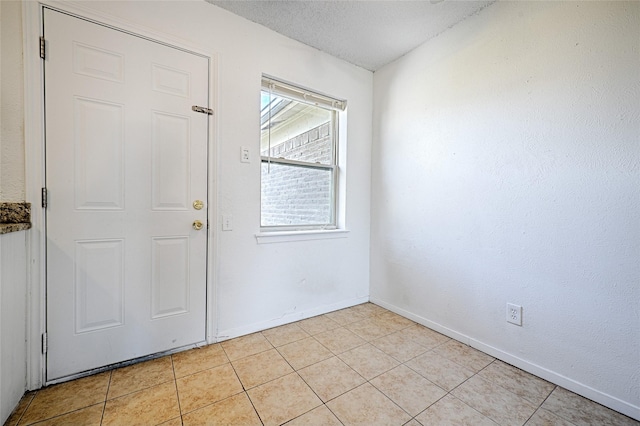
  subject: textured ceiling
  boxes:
[207,0,494,71]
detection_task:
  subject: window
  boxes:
[260,76,346,230]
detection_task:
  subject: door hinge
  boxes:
[192,105,213,115]
[41,187,48,208]
[39,36,46,60]
[42,333,48,354]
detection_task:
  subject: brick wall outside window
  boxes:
[261,122,333,226]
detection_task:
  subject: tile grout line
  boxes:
[169,355,186,424]
[532,386,583,426]
[268,323,361,424]
[395,330,492,425]
[222,344,266,425]
[99,371,112,425]
[292,313,430,424]
[10,391,36,426]
[396,346,458,424]
[11,303,633,425]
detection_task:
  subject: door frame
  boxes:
[23,0,220,390]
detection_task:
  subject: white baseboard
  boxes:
[370,297,470,344]
[215,295,369,343]
[369,297,640,421]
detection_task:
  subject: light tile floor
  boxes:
[5,303,638,426]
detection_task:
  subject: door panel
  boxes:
[74,239,125,333]
[44,9,209,380]
[73,97,125,210]
[72,41,124,83]
[151,236,190,319]
[151,111,191,210]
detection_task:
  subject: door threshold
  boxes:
[45,341,207,386]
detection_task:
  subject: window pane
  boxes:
[260,92,333,165]
[261,162,333,227]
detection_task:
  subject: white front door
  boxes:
[44,9,210,381]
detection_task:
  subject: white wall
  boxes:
[0,3,28,422]
[0,1,26,202]
[0,231,28,424]
[371,1,639,419]
[29,0,372,339]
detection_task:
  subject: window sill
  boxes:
[255,229,349,244]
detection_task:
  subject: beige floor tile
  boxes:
[247,373,322,426]
[370,365,447,416]
[541,387,639,426]
[172,344,229,378]
[262,323,310,347]
[370,315,407,335]
[478,360,555,406]
[277,337,333,370]
[34,403,104,426]
[19,371,110,425]
[102,381,180,426]
[326,382,411,426]
[431,340,494,372]
[405,352,474,391]
[298,356,366,402]
[15,308,638,426]
[371,330,430,362]
[182,392,262,426]
[5,391,36,426]
[323,308,365,325]
[232,348,294,389]
[158,417,183,426]
[525,408,576,426]
[400,325,450,350]
[349,303,388,318]
[346,317,396,341]
[220,332,273,361]
[314,326,366,354]
[415,394,497,426]
[298,315,340,335]
[285,405,343,426]
[107,356,174,399]
[338,343,399,380]
[176,363,243,413]
[451,375,537,425]
[375,311,416,330]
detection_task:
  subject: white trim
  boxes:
[471,340,640,421]
[370,298,470,344]
[216,296,368,342]
[23,1,46,391]
[207,52,220,345]
[38,1,214,59]
[262,75,346,112]
[260,80,341,231]
[370,297,640,421]
[255,229,349,244]
[23,0,220,388]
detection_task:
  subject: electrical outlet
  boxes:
[240,146,250,163]
[507,303,522,326]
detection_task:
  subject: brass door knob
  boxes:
[193,200,204,210]
[192,220,204,231]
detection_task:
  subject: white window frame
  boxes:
[260,76,346,232]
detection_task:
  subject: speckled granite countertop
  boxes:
[0,202,31,234]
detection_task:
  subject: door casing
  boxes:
[22,0,219,389]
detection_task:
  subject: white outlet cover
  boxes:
[222,214,233,231]
[507,303,522,326]
[240,146,250,163]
